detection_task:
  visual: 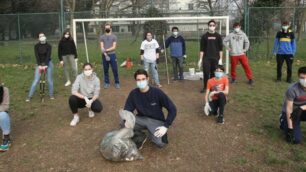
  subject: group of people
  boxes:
[0,19,303,155]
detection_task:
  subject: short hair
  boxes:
[104,23,112,28]
[171,26,179,31]
[216,65,225,72]
[233,22,241,28]
[298,66,306,75]
[83,62,93,69]
[37,32,45,38]
[134,69,148,80]
[282,21,289,25]
[144,31,153,40]
[208,20,216,26]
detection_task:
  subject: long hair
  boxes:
[0,86,3,104]
[143,31,153,40]
[61,30,73,41]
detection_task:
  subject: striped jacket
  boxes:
[273,29,296,55]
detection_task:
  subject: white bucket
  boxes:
[189,68,195,75]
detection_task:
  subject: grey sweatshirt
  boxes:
[72,73,100,98]
[0,87,9,112]
[223,30,250,56]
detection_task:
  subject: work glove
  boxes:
[218,58,223,65]
[183,55,187,58]
[84,96,92,108]
[60,61,64,66]
[75,58,78,63]
[208,91,217,102]
[198,58,202,69]
[204,102,211,116]
[160,49,164,53]
[154,126,168,137]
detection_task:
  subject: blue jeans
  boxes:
[143,59,160,85]
[102,53,119,84]
[0,111,11,135]
[28,61,54,98]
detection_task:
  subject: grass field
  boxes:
[1,57,306,171]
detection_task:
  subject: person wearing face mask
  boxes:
[69,63,103,126]
[204,65,229,124]
[161,26,186,80]
[124,69,177,149]
[140,32,162,87]
[100,23,120,89]
[279,66,306,144]
[58,31,78,87]
[273,21,296,83]
[199,20,223,93]
[26,32,54,102]
[223,22,254,85]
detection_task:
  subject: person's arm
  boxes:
[218,34,223,60]
[244,33,250,52]
[72,40,78,59]
[273,32,280,54]
[92,77,100,101]
[45,44,52,66]
[205,88,210,103]
[71,76,85,99]
[159,91,177,128]
[140,41,145,60]
[124,91,136,113]
[165,37,170,49]
[155,40,160,59]
[286,99,294,129]
[223,34,231,50]
[34,44,40,65]
[0,87,9,112]
[199,35,205,59]
[291,32,296,55]
[58,41,63,61]
[182,37,186,55]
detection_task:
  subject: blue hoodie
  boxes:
[164,35,186,58]
[273,29,296,55]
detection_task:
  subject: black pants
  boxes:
[203,58,218,89]
[69,95,103,114]
[276,54,293,81]
[209,92,226,116]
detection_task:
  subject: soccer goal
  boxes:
[72,16,230,80]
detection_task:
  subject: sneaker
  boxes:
[217,115,224,124]
[115,83,120,89]
[70,115,80,126]
[157,84,162,88]
[230,79,236,84]
[25,98,31,102]
[50,96,55,100]
[64,80,71,86]
[88,110,95,118]
[248,79,254,86]
[0,140,12,152]
[104,83,110,89]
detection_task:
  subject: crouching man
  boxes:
[204,65,229,124]
[280,66,306,144]
[69,63,103,126]
[124,69,177,149]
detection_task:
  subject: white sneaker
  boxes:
[65,80,71,87]
[88,110,95,118]
[70,115,79,126]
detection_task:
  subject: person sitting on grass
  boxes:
[69,63,103,127]
[204,65,229,124]
[279,66,306,144]
[124,69,177,149]
[0,83,12,152]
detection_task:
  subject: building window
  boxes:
[188,3,193,10]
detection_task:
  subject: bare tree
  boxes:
[65,0,76,35]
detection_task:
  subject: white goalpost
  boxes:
[72,16,230,74]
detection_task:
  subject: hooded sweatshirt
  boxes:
[223,30,250,56]
[72,72,100,98]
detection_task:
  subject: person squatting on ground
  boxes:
[162,26,186,81]
[100,23,120,89]
[204,65,229,124]
[58,30,78,87]
[140,32,162,88]
[26,32,54,102]
[69,63,103,126]
[273,21,296,83]
[279,66,306,144]
[223,22,254,85]
[124,69,177,148]
[0,84,12,152]
[198,20,223,93]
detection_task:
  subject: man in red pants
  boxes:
[223,22,254,85]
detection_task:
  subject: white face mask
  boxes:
[64,34,70,38]
[136,80,148,90]
[234,28,241,32]
[209,26,216,32]
[39,36,46,43]
[84,70,93,77]
[299,78,306,87]
[282,26,289,31]
[173,31,178,36]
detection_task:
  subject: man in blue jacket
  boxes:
[163,26,186,80]
[273,21,296,83]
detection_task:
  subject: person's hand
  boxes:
[204,102,211,116]
[156,54,159,59]
[38,65,44,70]
[84,97,92,108]
[183,55,187,58]
[60,61,64,66]
[218,58,223,65]
[160,49,164,53]
[154,126,168,137]
[208,91,217,101]
[75,58,78,63]
[101,48,105,53]
[198,58,202,69]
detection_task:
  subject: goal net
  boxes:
[72,16,230,82]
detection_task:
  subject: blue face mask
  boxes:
[136,80,148,90]
[215,72,224,79]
